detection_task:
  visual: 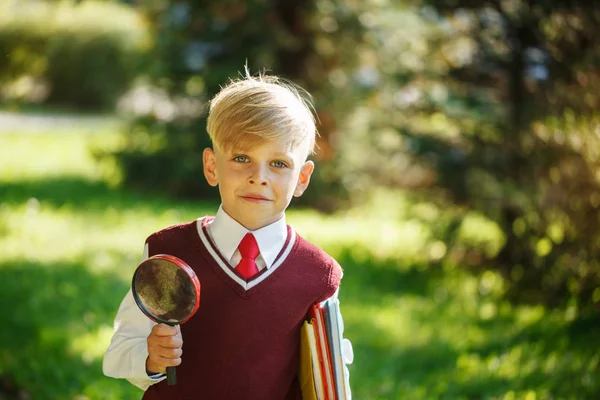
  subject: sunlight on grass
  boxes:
[1,132,103,179]
[0,202,142,274]
[289,209,430,260]
[70,325,116,364]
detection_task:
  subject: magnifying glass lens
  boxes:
[133,258,198,324]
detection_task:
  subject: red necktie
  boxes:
[236,233,260,279]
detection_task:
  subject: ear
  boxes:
[203,148,218,187]
[293,160,314,197]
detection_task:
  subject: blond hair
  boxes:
[206,70,318,157]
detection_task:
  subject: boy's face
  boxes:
[202,138,314,230]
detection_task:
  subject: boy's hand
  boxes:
[146,324,183,375]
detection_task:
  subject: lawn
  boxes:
[1,129,599,399]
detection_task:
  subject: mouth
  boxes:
[240,194,272,203]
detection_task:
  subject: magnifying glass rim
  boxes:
[131,254,201,326]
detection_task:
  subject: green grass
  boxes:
[1,130,599,399]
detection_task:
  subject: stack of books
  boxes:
[299,297,351,400]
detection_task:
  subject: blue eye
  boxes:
[233,155,249,163]
[272,160,288,168]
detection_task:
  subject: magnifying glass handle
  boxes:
[167,366,176,386]
[165,319,178,386]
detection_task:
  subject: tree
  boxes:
[365,0,600,310]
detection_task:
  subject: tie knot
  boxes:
[238,233,260,260]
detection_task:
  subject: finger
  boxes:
[156,355,181,367]
[152,323,178,336]
[158,335,183,348]
[146,354,181,374]
[155,347,183,359]
[148,338,177,351]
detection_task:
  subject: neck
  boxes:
[221,207,284,231]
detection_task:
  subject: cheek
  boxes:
[219,165,245,183]
[273,171,298,195]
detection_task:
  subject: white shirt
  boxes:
[102,207,352,392]
[209,205,288,271]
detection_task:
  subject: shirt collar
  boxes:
[208,205,287,269]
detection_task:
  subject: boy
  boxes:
[103,71,351,399]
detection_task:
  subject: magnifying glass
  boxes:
[131,254,201,386]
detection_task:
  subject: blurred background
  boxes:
[1,0,600,399]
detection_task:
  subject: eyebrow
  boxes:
[273,152,293,158]
[273,152,295,162]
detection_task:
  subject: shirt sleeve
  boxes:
[102,243,166,390]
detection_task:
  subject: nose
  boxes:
[248,164,268,186]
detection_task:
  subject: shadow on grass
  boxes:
[0,259,141,400]
[467,311,600,398]
[0,176,215,214]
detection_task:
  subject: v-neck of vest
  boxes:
[192,216,298,296]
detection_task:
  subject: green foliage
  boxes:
[108,115,216,198]
[415,1,600,312]
[2,130,600,399]
[332,0,600,312]
[0,0,149,110]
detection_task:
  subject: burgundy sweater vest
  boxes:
[141,218,342,400]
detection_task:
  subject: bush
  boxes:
[0,0,149,110]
